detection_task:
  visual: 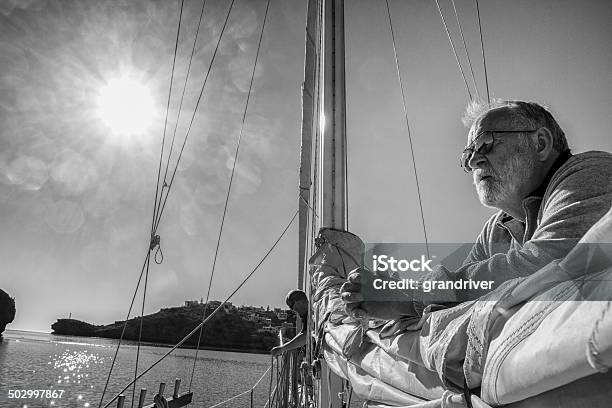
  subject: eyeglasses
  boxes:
[459,129,537,172]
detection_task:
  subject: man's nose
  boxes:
[467,150,487,170]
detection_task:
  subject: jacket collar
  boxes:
[497,150,573,244]
[526,149,573,200]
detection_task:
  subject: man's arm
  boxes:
[342,153,612,318]
[422,152,612,304]
[271,332,306,356]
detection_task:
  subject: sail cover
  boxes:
[310,206,612,407]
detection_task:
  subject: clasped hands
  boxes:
[340,267,417,320]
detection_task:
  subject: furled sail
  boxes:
[309,207,612,407]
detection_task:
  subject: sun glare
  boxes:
[97,77,155,136]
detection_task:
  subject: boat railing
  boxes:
[114,378,193,408]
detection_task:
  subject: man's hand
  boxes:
[340,268,416,320]
[271,346,284,357]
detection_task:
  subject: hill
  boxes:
[0,289,16,338]
[51,304,287,353]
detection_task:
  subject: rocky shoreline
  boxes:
[51,304,289,353]
[0,289,16,339]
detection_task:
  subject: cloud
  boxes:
[225,156,262,198]
[44,199,85,234]
[193,181,228,206]
[243,114,282,165]
[149,268,179,294]
[229,52,260,93]
[51,149,99,196]
[6,155,49,190]
[179,196,208,236]
[227,4,258,40]
[82,181,118,218]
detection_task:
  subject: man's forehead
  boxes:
[468,107,516,141]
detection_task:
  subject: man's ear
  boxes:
[535,127,554,161]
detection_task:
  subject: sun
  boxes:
[96,76,156,136]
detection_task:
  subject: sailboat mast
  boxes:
[298,0,347,286]
[317,3,348,407]
[298,1,348,407]
[319,0,347,230]
[297,0,319,289]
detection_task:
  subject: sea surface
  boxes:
[0,330,276,408]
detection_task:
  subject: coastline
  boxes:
[4,329,274,355]
[51,332,275,355]
[48,304,292,354]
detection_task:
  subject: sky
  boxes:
[1,0,611,333]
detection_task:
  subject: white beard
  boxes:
[474,146,538,209]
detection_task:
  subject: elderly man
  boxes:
[342,100,612,319]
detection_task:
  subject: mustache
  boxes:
[473,166,498,182]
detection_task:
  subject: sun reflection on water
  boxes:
[51,348,103,386]
[48,348,103,407]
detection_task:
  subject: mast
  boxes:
[318,0,347,231]
[318,2,347,407]
[299,0,347,407]
[297,0,319,289]
[298,0,347,281]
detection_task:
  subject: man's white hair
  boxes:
[462,99,570,153]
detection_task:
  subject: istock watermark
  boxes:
[361,242,612,302]
[372,278,495,292]
[372,254,434,272]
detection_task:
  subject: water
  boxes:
[0,330,273,408]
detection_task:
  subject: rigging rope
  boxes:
[99,1,189,406]
[131,256,151,408]
[100,209,299,408]
[100,0,286,404]
[450,0,480,101]
[160,0,208,195]
[300,194,319,220]
[132,2,236,396]
[265,384,279,408]
[205,364,272,408]
[271,350,301,408]
[130,7,206,406]
[152,0,237,233]
[300,183,318,370]
[346,381,353,408]
[384,0,430,258]
[188,0,272,392]
[98,251,154,408]
[475,0,491,103]
[344,106,349,231]
[433,0,473,101]
[267,355,274,408]
[151,0,186,241]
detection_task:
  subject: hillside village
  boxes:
[52,299,300,353]
[181,299,297,337]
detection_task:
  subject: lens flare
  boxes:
[97,76,155,135]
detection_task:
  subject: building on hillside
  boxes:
[257,326,280,335]
[274,308,288,320]
[223,302,236,313]
[244,312,259,322]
